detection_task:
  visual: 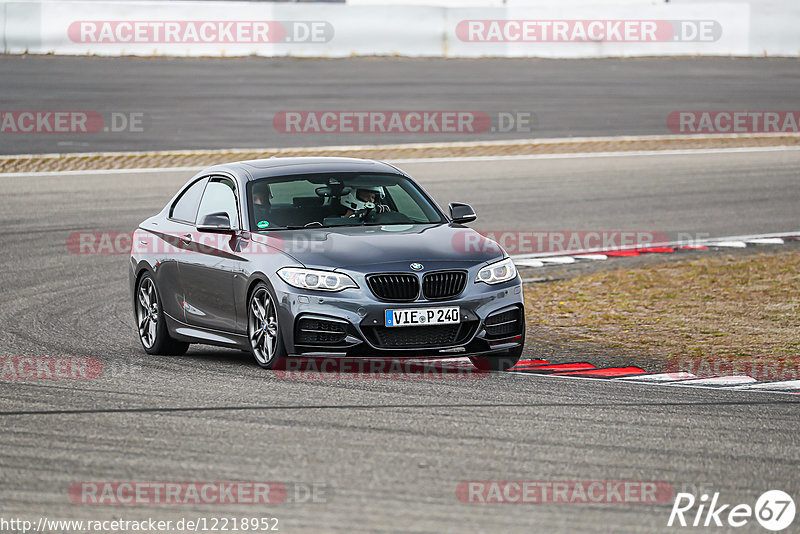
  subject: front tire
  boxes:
[470,349,522,372]
[248,283,287,369]
[470,329,525,372]
[135,272,189,356]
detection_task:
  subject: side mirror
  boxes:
[449,202,477,224]
[197,212,232,232]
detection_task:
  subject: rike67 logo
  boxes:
[668,490,795,531]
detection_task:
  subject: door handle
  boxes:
[182,233,192,244]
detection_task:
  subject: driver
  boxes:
[251,183,272,225]
[340,185,389,218]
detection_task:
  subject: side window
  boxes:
[196,177,240,229]
[170,178,207,224]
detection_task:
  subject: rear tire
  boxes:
[135,272,190,356]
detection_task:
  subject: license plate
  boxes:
[385,307,460,327]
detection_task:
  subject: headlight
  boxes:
[277,267,358,292]
[476,258,517,285]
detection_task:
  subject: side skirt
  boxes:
[164,313,250,350]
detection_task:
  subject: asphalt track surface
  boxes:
[1,151,798,533]
[1,56,800,154]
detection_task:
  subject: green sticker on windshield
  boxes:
[257,220,270,229]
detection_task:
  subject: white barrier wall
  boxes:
[0,0,794,57]
[669,0,800,56]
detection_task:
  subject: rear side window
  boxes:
[170,178,207,223]
[196,177,240,229]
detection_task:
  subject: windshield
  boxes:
[247,173,445,231]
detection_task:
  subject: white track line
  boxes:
[511,231,800,260]
[615,372,697,382]
[537,256,576,264]
[707,241,748,248]
[505,371,800,396]
[513,259,545,268]
[731,380,800,391]
[0,167,203,178]
[745,238,785,245]
[389,146,800,164]
[668,375,757,387]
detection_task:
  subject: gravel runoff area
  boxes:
[519,242,800,373]
[1,133,799,173]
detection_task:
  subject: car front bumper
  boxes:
[272,276,525,358]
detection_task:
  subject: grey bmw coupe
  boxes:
[129,157,525,371]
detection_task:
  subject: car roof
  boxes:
[201,157,404,182]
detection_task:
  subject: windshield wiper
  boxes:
[259,221,432,231]
[360,221,431,226]
[257,225,307,231]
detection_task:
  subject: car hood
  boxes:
[249,223,505,272]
